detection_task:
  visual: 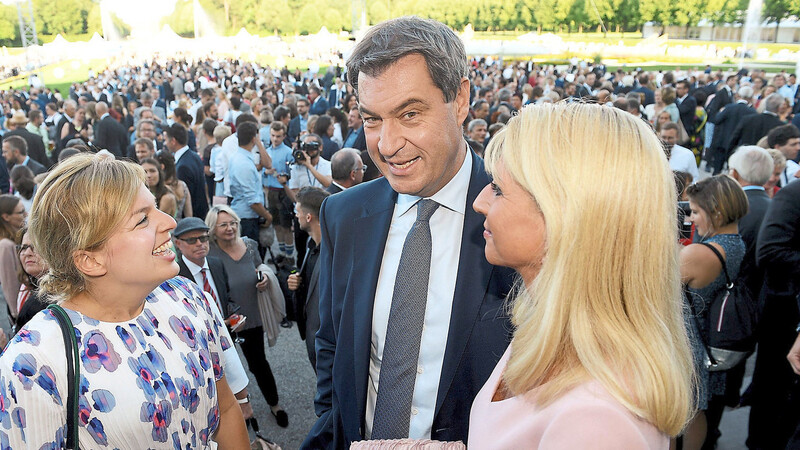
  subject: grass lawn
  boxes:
[0,57,109,95]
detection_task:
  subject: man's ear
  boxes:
[72,250,108,278]
[455,76,471,124]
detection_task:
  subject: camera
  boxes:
[293,141,320,162]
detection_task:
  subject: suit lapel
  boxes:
[306,253,321,308]
[435,153,494,418]
[351,179,396,425]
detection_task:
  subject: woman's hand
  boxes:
[255,271,269,292]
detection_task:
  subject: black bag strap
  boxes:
[699,242,732,289]
[47,304,80,449]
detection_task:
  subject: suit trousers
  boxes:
[237,326,280,406]
[747,294,800,449]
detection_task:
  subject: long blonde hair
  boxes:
[29,153,145,301]
[485,102,694,436]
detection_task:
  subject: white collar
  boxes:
[331,180,348,191]
[396,148,472,217]
[182,255,209,277]
[174,146,190,161]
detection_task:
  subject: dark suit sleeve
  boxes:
[304,197,336,447]
[729,120,745,151]
[709,99,730,125]
[757,184,800,279]
[0,158,9,194]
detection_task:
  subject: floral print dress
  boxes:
[0,276,229,449]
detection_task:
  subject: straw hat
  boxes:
[7,111,28,126]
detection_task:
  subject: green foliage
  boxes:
[0,5,18,45]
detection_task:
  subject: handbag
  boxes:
[47,304,81,449]
[247,418,282,450]
[685,243,758,372]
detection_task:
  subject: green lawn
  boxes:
[0,57,109,96]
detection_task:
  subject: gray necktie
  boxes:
[371,199,440,439]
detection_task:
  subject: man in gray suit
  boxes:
[287,186,330,370]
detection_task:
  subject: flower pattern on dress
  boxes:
[0,277,225,448]
[81,331,122,374]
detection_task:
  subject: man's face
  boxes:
[139,123,156,139]
[174,230,210,266]
[143,98,153,108]
[32,115,43,126]
[270,129,286,148]
[298,101,309,116]
[2,141,17,164]
[469,124,487,143]
[141,110,154,121]
[777,137,800,160]
[353,154,365,184]
[483,91,494,104]
[660,128,678,149]
[727,77,738,89]
[790,75,797,86]
[565,84,576,96]
[475,103,489,119]
[676,84,688,97]
[511,96,522,110]
[294,202,311,232]
[208,104,219,120]
[586,73,596,86]
[754,78,764,91]
[348,108,362,130]
[309,90,318,102]
[135,143,154,161]
[774,75,786,88]
[302,137,321,159]
[65,104,76,117]
[359,53,470,198]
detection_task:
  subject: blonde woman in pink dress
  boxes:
[469,102,695,449]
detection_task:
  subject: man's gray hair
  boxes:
[737,86,754,99]
[497,88,512,103]
[728,145,774,186]
[764,93,784,113]
[331,148,361,180]
[140,91,153,102]
[346,16,467,103]
[468,118,487,132]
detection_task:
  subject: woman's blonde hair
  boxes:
[484,102,694,436]
[205,205,241,245]
[29,153,145,301]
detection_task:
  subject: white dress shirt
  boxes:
[173,145,190,165]
[668,144,699,181]
[365,151,471,440]
[182,255,221,310]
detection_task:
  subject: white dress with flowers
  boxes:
[0,276,229,449]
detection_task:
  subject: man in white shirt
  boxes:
[766,124,800,186]
[660,122,699,181]
[303,16,515,449]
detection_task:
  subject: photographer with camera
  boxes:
[278,133,332,203]
[263,122,296,261]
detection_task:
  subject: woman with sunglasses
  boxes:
[206,205,289,428]
[0,194,26,322]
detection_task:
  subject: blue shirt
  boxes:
[263,143,294,188]
[229,147,263,220]
[344,127,361,149]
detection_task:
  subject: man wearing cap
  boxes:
[173,217,232,319]
[172,216,256,419]
[3,111,49,168]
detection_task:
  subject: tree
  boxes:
[0,5,17,44]
[296,3,322,34]
[764,0,800,42]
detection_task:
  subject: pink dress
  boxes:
[468,348,668,449]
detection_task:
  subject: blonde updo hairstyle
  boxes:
[29,153,146,301]
[484,102,694,436]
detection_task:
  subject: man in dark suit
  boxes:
[173,217,232,318]
[342,108,367,151]
[165,123,209,219]
[676,80,697,139]
[631,73,655,106]
[287,187,329,369]
[748,179,800,449]
[326,149,364,195]
[309,85,330,116]
[730,93,785,152]
[2,136,47,176]
[3,112,48,168]
[302,17,514,449]
[288,97,310,143]
[54,99,77,159]
[708,86,757,174]
[706,75,737,122]
[93,102,129,159]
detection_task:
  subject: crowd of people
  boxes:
[0,14,798,450]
